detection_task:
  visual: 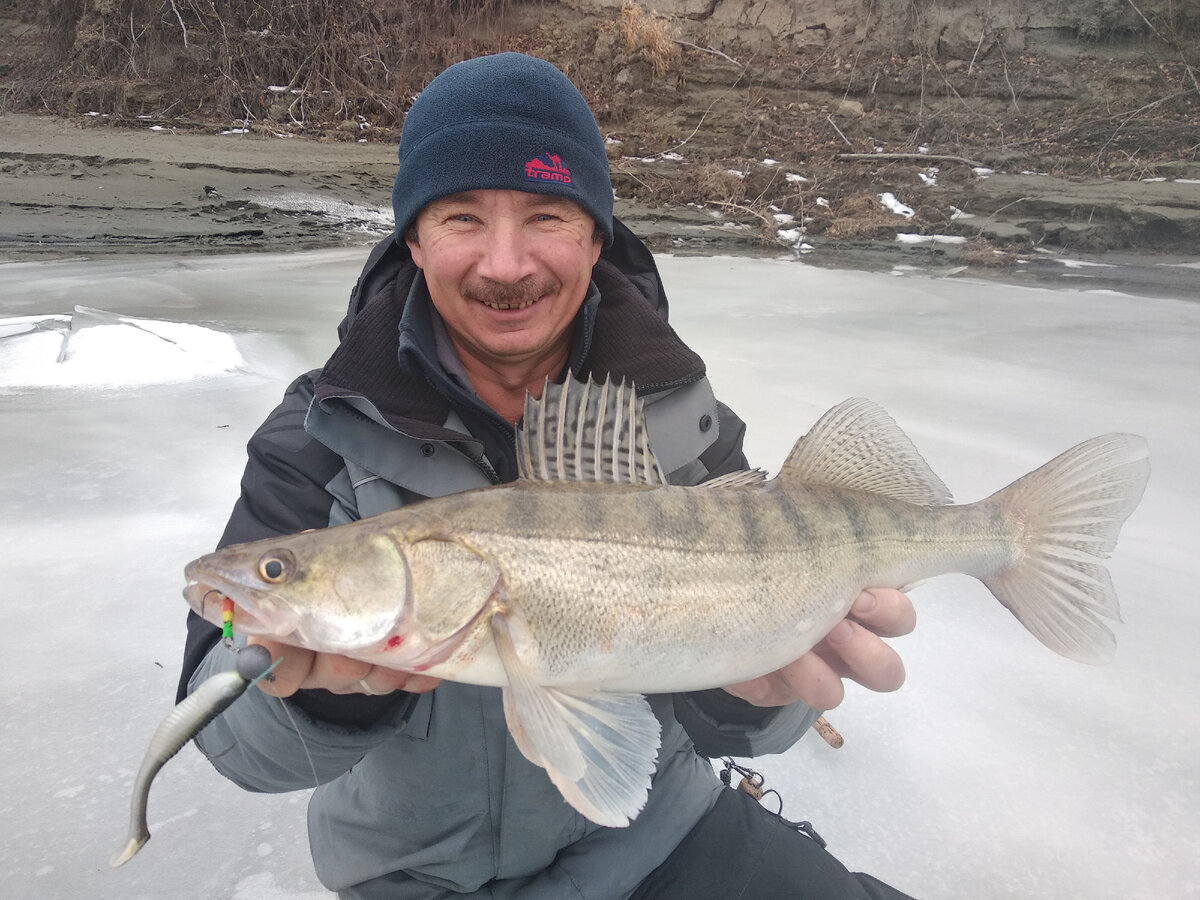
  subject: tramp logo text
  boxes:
[525,153,573,185]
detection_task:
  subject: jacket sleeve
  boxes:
[178,373,411,792]
[673,400,820,757]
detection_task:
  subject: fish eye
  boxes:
[256,550,296,584]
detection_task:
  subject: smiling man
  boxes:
[406,189,604,423]
[181,53,915,899]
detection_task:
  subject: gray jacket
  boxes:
[183,230,817,898]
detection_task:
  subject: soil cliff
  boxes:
[2,0,1197,261]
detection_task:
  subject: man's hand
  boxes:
[246,636,442,698]
[722,588,916,711]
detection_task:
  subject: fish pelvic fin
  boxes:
[778,398,953,505]
[491,611,661,828]
[517,376,669,486]
[983,433,1150,664]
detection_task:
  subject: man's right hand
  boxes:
[246,636,442,698]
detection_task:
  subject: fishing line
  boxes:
[273,694,322,792]
[718,758,827,848]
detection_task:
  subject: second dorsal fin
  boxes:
[778,398,953,505]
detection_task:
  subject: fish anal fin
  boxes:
[517,376,668,487]
[779,398,952,506]
[491,611,661,827]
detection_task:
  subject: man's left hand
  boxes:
[722,588,916,710]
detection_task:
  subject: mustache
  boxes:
[462,276,560,305]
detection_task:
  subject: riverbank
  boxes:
[2,111,1199,298]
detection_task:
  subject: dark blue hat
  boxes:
[392,53,614,248]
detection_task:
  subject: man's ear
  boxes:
[405,225,423,267]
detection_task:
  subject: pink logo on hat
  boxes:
[524,153,573,185]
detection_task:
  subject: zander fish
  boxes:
[184,377,1149,828]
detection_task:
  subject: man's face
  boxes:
[406,189,603,379]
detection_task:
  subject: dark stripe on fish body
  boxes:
[734,490,764,550]
[579,488,610,537]
[666,487,704,542]
[832,490,871,545]
[508,487,543,534]
[775,486,816,549]
[886,498,921,541]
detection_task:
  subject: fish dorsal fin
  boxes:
[701,468,770,488]
[517,376,668,485]
[491,611,661,828]
[778,398,953,505]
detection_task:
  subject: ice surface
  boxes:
[0,250,1196,898]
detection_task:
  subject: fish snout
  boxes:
[181,570,297,639]
[182,578,227,621]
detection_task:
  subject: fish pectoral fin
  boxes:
[491,613,661,828]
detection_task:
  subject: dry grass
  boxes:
[9,0,514,126]
[619,2,677,77]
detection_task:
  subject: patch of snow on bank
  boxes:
[0,307,243,389]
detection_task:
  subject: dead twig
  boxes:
[660,94,725,156]
[973,196,1034,238]
[169,1,189,49]
[998,43,1021,113]
[706,199,777,232]
[837,152,986,167]
[1124,0,1200,97]
[672,39,743,71]
[826,115,854,149]
[1094,91,1189,170]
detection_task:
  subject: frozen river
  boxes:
[1,249,1197,899]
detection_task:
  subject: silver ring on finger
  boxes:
[357,678,392,696]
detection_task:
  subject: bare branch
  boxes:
[837,152,986,167]
[672,39,743,70]
[827,115,854,150]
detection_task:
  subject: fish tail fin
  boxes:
[981,433,1149,664]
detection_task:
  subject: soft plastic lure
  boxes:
[110,643,274,867]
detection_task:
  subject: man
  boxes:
[181,53,915,898]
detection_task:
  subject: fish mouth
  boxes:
[182,566,298,639]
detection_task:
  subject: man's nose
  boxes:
[475,221,537,284]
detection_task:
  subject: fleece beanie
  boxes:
[391,52,614,247]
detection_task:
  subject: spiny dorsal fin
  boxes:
[517,376,668,485]
[778,398,953,505]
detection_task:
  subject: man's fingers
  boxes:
[849,588,917,638]
[396,674,443,694]
[817,618,907,694]
[308,653,373,694]
[724,653,846,711]
[246,637,308,697]
[358,670,443,696]
[243,638,441,697]
[775,652,846,711]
